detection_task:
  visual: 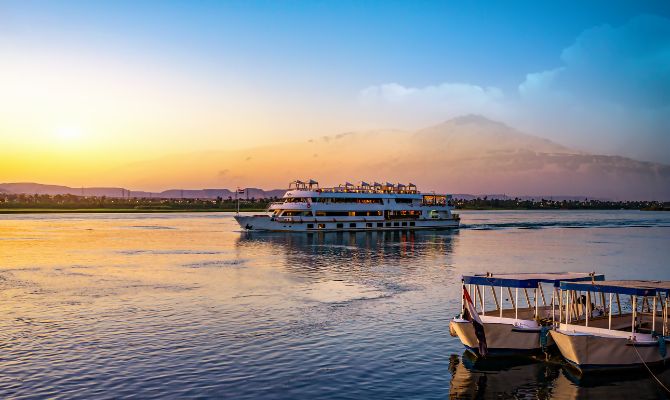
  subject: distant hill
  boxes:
[452,194,607,201]
[0,183,601,202]
[3,115,669,200]
[0,183,286,199]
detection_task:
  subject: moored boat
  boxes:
[550,280,670,372]
[450,272,604,357]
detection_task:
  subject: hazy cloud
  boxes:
[359,82,508,127]
[518,14,670,162]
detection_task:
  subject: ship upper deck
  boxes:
[284,180,451,199]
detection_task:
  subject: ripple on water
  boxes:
[182,259,247,268]
[301,280,390,303]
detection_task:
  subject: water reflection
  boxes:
[236,230,457,258]
[554,364,670,399]
[449,351,559,399]
[449,350,670,399]
[236,230,458,280]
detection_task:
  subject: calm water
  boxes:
[1,210,669,399]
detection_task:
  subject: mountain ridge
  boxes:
[0,182,613,202]
[3,116,668,200]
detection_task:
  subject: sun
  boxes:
[54,127,83,141]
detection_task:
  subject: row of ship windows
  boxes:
[284,197,449,205]
[281,210,423,217]
[306,221,416,229]
[283,197,414,204]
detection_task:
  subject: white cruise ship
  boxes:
[234,180,460,232]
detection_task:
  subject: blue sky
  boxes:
[2,1,669,163]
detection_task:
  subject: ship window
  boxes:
[409,222,415,226]
[377,222,383,227]
[366,223,373,228]
[393,222,400,227]
[336,223,343,229]
[386,222,392,227]
[317,224,326,229]
[283,210,311,217]
[401,222,407,227]
[322,211,349,216]
[349,223,356,228]
[307,224,314,229]
[396,198,413,204]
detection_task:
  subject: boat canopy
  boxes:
[559,280,670,296]
[463,272,604,288]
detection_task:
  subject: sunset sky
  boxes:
[1,1,669,188]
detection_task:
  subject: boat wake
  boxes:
[462,218,670,230]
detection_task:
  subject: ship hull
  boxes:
[234,215,459,231]
[450,317,551,356]
[550,324,670,371]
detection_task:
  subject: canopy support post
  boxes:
[586,291,590,327]
[460,281,465,318]
[653,295,657,333]
[476,285,484,312]
[515,288,519,320]
[551,287,555,325]
[565,290,571,324]
[508,287,515,310]
[665,296,668,337]
[609,292,613,330]
[470,284,474,312]
[539,284,547,306]
[558,288,563,325]
[535,286,539,319]
[500,286,503,318]
[632,295,637,338]
[524,288,531,309]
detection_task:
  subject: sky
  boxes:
[1,1,669,187]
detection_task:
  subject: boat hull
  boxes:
[234,215,459,232]
[450,317,551,356]
[551,326,669,371]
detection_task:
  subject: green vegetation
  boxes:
[1,193,667,213]
[0,194,272,213]
[454,197,669,211]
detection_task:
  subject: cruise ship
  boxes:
[234,180,460,232]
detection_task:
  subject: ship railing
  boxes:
[317,188,421,195]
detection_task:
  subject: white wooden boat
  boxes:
[550,280,670,372]
[450,272,604,357]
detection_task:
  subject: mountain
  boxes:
[3,116,668,200]
[0,183,285,199]
[106,115,669,200]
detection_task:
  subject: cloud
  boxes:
[556,14,670,108]
[517,14,670,162]
[358,14,670,163]
[358,82,508,127]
